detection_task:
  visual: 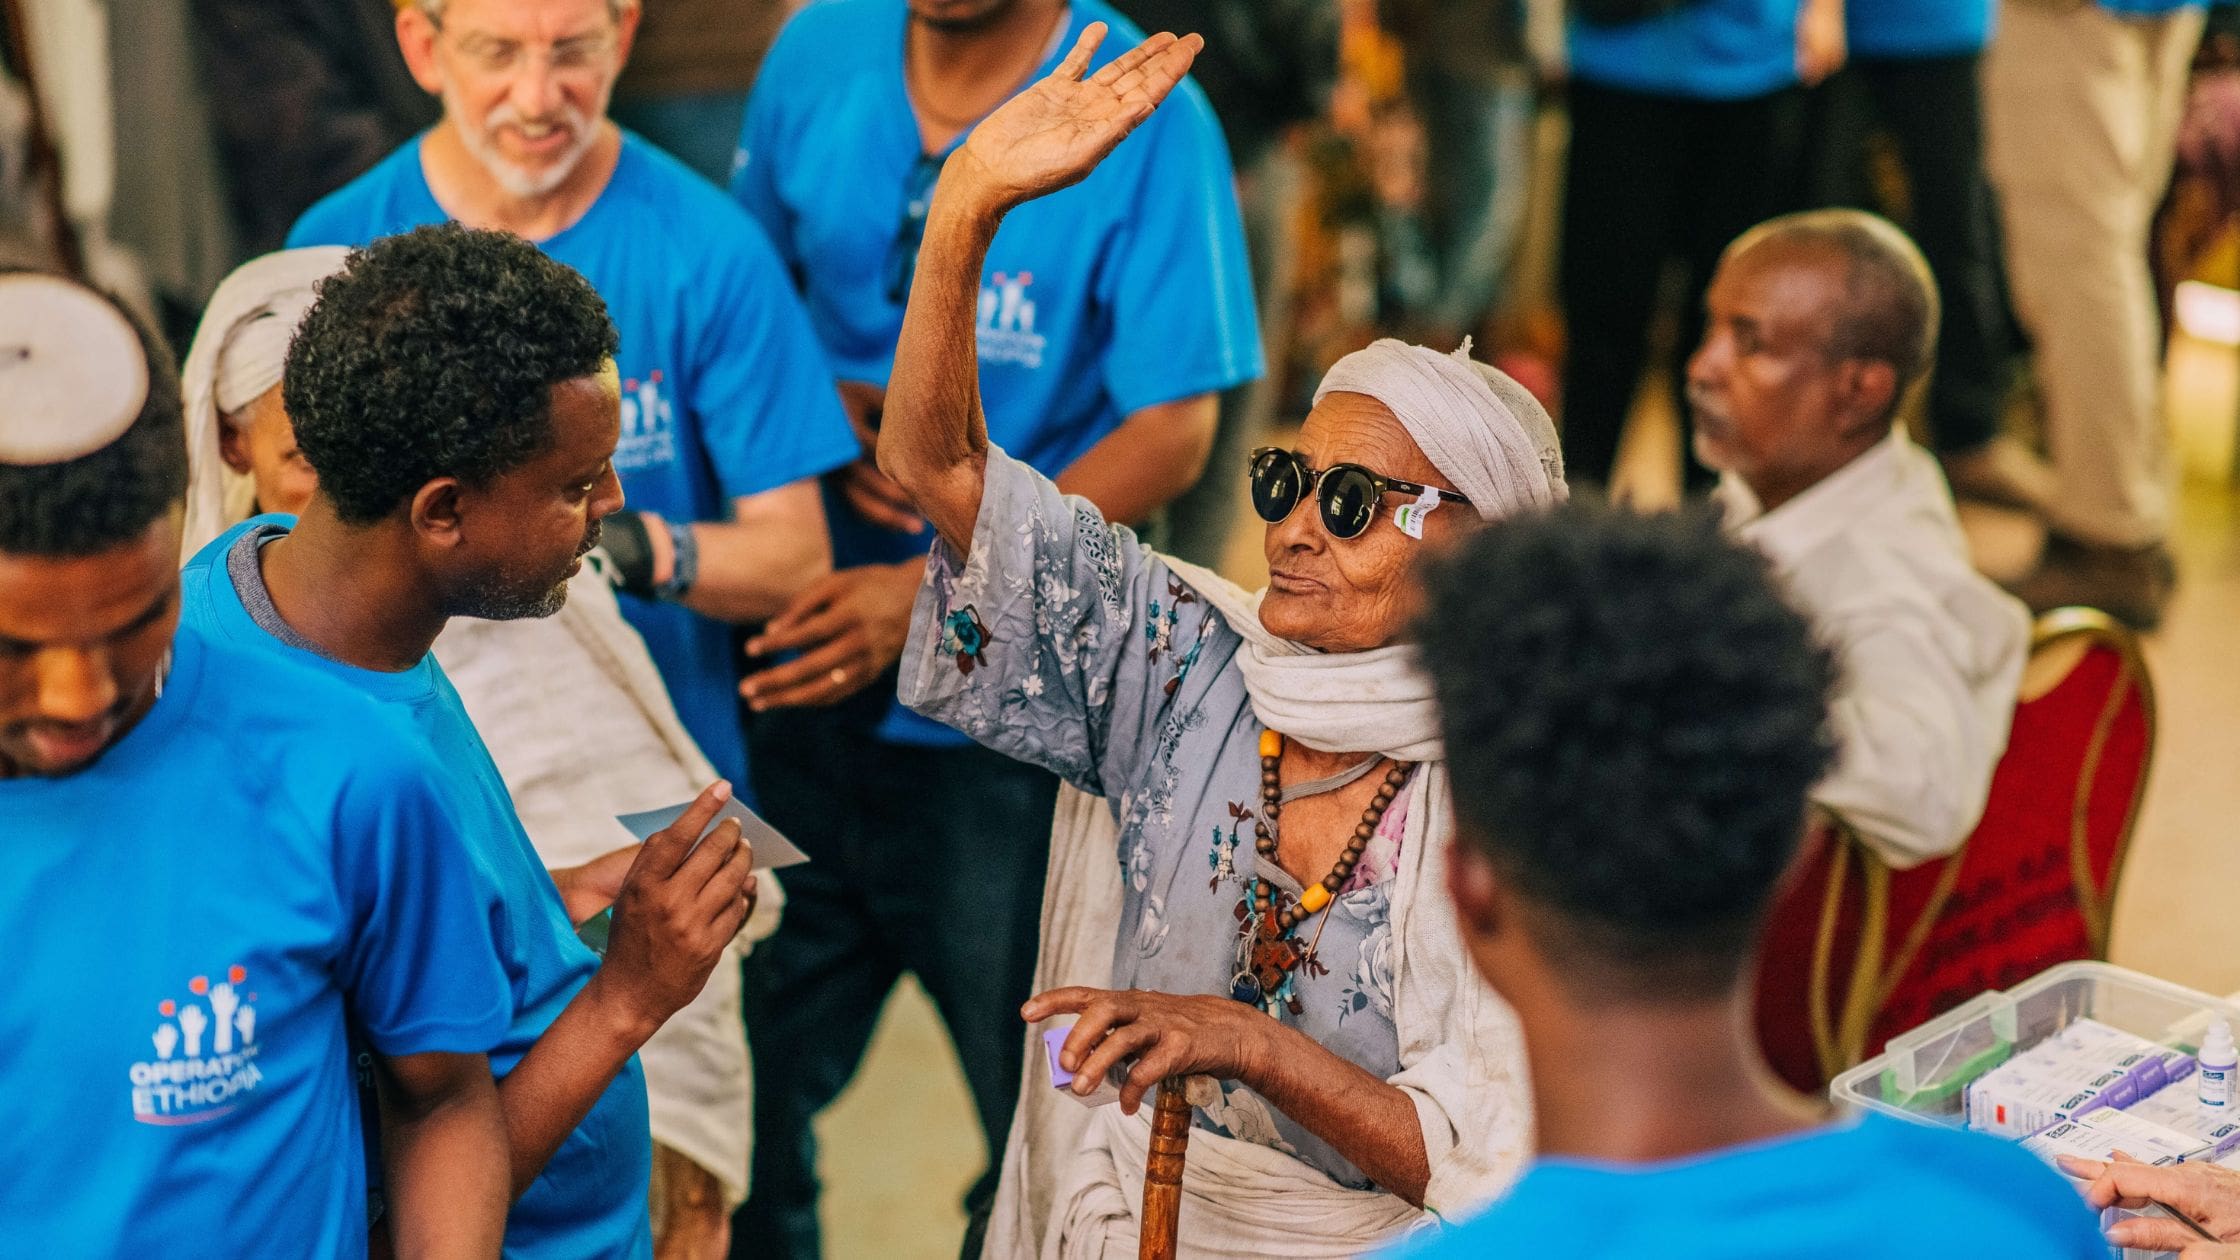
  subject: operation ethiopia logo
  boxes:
[615,369,677,472]
[977,272,1046,370]
[130,965,262,1125]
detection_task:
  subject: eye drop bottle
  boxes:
[2199,1017,2236,1114]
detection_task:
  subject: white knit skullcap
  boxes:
[0,273,150,466]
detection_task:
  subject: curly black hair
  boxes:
[1416,500,1838,1002]
[284,224,618,524]
[0,276,186,557]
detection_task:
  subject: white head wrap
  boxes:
[0,273,150,466]
[179,247,352,558]
[1312,336,1567,519]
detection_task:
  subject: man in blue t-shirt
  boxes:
[1982,0,2207,630]
[177,225,760,1260]
[726,1,1260,1251]
[1803,0,2034,511]
[0,272,512,1256]
[1559,0,1836,491]
[288,0,859,807]
[1397,504,2107,1257]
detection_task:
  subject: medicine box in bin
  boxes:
[1831,961,2240,1122]
[1830,961,2240,1257]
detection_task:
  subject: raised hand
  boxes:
[178,1004,208,1058]
[235,1006,256,1046]
[153,1024,178,1060]
[208,983,240,1054]
[947,23,1205,215]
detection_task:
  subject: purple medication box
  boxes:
[1043,1026,1123,1108]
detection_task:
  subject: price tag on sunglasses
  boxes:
[1394,487,1444,539]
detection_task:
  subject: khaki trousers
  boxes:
[1983,0,2205,549]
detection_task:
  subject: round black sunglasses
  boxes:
[1246,447,1472,540]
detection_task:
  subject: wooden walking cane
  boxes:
[1139,1078,1192,1260]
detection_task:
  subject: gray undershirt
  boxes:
[225,524,334,661]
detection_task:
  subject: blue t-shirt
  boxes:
[1568,0,1802,100]
[1846,0,1991,57]
[2099,0,2206,13]
[288,132,858,799]
[1390,1112,2108,1259]
[0,625,512,1258]
[735,0,1263,745]
[179,520,655,1260]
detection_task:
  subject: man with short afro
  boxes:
[1396,499,2108,1260]
[284,222,619,529]
[176,221,759,1260]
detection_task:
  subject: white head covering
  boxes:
[1312,336,1567,520]
[0,273,150,466]
[179,247,352,558]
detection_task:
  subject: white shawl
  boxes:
[980,341,1564,1257]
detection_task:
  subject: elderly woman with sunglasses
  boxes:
[881,26,1565,1259]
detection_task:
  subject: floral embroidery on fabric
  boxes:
[1074,504,1126,616]
[1340,784,1411,895]
[1339,894,1396,1023]
[1207,802,1252,891]
[1133,893,1171,958]
[940,605,990,674]
[1196,1081,1300,1157]
[1145,576,1198,666]
[1165,618,1214,699]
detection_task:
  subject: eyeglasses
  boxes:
[884,153,944,304]
[1246,447,1471,540]
[439,27,618,82]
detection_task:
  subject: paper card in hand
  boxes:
[616,797,811,871]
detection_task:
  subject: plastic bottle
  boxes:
[2200,1017,2237,1114]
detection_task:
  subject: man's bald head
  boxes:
[1725,209,1940,426]
[1688,212,1941,512]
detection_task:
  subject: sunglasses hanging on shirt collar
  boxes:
[884,153,946,305]
[1246,446,1472,541]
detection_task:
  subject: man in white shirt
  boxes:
[1686,209,2030,867]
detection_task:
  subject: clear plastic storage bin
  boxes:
[1830,960,2240,1256]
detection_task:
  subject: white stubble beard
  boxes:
[446,80,612,201]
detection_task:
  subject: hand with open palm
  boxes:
[946,23,1205,216]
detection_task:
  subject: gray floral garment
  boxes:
[904,451,1405,1191]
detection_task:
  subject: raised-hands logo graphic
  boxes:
[177,1004,207,1057]
[208,983,239,1054]
[134,964,264,1125]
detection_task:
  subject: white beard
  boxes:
[446,83,609,200]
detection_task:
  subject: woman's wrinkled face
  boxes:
[1258,392,1469,653]
[217,385,319,518]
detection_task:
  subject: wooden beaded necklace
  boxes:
[1231,730,1414,1011]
